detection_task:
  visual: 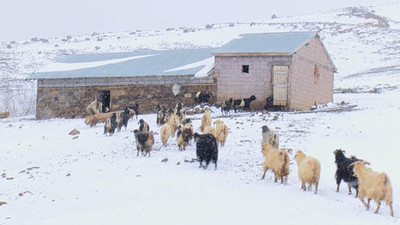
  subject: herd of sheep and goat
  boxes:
[88,92,394,217]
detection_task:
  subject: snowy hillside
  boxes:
[1,3,400,225]
[1,4,400,116]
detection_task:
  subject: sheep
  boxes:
[104,113,117,136]
[133,129,154,157]
[138,119,150,132]
[221,98,233,116]
[214,119,228,147]
[352,161,394,216]
[233,95,256,112]
[160,123,171,147]
[261,143,290,184]
[200,107,212,132]
[176,124,194,151]
[193,133,218,170]
[261,125,279,149]
[294,151,321,194]
[333,149,362,197]
[194,91,212,104]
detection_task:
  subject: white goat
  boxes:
[214,119,228,146]
[261,143,290,184]
[294,151,321,194]
[352,161,394,216]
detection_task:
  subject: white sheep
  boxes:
[214,119,228,147]
[261,143,290,184]
[200,107,212,132]
[352,161,394,216]
[160,123,171,147]
[294,151,321,194]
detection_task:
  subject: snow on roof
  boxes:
[29,32,319,79]
[30,48,216,79]
[213,31,318,55]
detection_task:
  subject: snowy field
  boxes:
[1,87,399,225]
[1,2,400,224]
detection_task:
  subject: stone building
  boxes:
[30,32,335,119]
[30,49,216,119]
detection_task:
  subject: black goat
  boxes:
[233,95,256,112]
[117,108,130,132]
[333,149,362,197]
[193,133,218,170]
[194,91,212,104]
[221,98,233,116]
[104,113,118,136]
[138,119,150,132]
[127,103,139,119]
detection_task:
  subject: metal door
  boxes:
[272,66,289,106]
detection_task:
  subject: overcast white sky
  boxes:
[0,0,399,41]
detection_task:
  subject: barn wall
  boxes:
[35,75,216,119]
[214,55,291,109]
[289,37,335,110]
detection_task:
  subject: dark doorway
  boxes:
[97,90,110,113]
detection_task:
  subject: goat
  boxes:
[233,95,256,112]
[160,123,171,147]
[203,126,216,136]
[104,113,117,136]
[214,120,228,147]
[333,149,362,197]
[127,103,139,119]
[138,119,150,132]
[261,143,289,184]
[221,98,233,116]
[295,151,321,194]
[176,124,194,151]
[200,107,212,132]
[133,129,154,157]
[194,91,212,104]
[193,133,218,170]
[155,105,167,127]
[165,113,179,137]
[352,161,394,216]
[117,108,130,132]
[261,125,279,149]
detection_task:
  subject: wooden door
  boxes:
[272,66,289,106]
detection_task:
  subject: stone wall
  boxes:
[35,75,216,119]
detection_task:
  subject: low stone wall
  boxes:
[35,75,216,119]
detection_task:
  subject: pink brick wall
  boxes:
[214,55,291,106]
[289,37,335,110]
[214,36,334,111]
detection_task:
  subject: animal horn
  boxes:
[349,161,363,167]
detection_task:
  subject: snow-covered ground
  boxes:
[1,3,400,224]
[1,87,399,225]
